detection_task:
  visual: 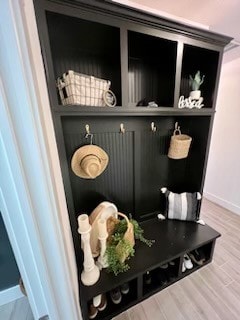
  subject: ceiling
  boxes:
[113,0,240,62]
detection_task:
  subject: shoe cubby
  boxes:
[46,12,122,106]
[128,31,177,108]
[143,258,180,296]
[180,44,220,108]
[86,279,138,320]
[181,240,216,276]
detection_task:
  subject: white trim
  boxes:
[0,85,47,319]
[19,2,81,317]
[0,286,24,307]
[204,192,240,216]
[0,1,81,319]
[112,0,209,30]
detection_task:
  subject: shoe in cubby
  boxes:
[144,271,152,285]
[110,287,122,304]
[183,254,193,270]
[189,249,206,266]
[120,282,130,295]
[88,303,98,319]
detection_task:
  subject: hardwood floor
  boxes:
[0,297,33,320]
[114,198,240,320]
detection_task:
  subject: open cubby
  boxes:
[180,44,219,108]
[143,258,180,296]
[87,279,137,320]
[33,1,231,319]
[46,12,122,106]
[181,241,215,277]
[128,31,177,107]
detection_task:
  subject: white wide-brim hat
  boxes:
[71,145,109,179]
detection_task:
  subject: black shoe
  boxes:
[88,304,98,319]
[159,263,168,269]
[157,270,168,286]
[110,287,122,304]
[144,271,152,285]
[120,282,129,295]
[189,249,206,266]
[97,294,107,311]
[166,269,176,282]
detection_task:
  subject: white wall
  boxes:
[204,57,240,215]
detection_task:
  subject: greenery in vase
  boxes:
[105,217,154,275]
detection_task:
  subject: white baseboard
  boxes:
[204,191,240,216]
[0,285,24,306]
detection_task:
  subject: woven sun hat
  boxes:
[71,145,109,179]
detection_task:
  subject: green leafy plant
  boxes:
[105,238,135,275]
[189,71,205,91]
[105,217,154,275]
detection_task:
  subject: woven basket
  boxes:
[168,128,192,159]
[57,70,111,106]
[115,212,135,263]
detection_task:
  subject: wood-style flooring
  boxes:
[114,198,240,320]
[0,296,33,320]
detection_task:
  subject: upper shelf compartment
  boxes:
[180,44,220,108]
[46,12,122,106]
[128,31,177,108]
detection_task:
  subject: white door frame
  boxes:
[0,1,81,319]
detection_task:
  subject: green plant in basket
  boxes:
[105,214,154,276]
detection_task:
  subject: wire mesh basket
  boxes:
[57,70,111,106]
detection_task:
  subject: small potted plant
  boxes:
[189,71,205,100]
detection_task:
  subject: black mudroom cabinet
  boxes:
[33,1,231,319]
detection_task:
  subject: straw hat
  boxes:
[71,145,109,179]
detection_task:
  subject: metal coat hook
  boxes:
[120,123,125,134]
[85,124,90,135]
[151,122,157,132]
[85,124,93,144]
[174,122,181,135]
[175,122,180,130]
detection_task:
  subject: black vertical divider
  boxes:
[173,41,184,108]
[134,130,140,219]
[209,239,216,262]
[137,275,143,300]
[120,27,129,107]
[178,255,184,277]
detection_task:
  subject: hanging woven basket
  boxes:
[168,127,192,159]
[115,212,135,263]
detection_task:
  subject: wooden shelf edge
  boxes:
[53,106,215,117]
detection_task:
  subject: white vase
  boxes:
[190,90,201,100]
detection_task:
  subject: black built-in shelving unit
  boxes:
[33,1,231,319]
